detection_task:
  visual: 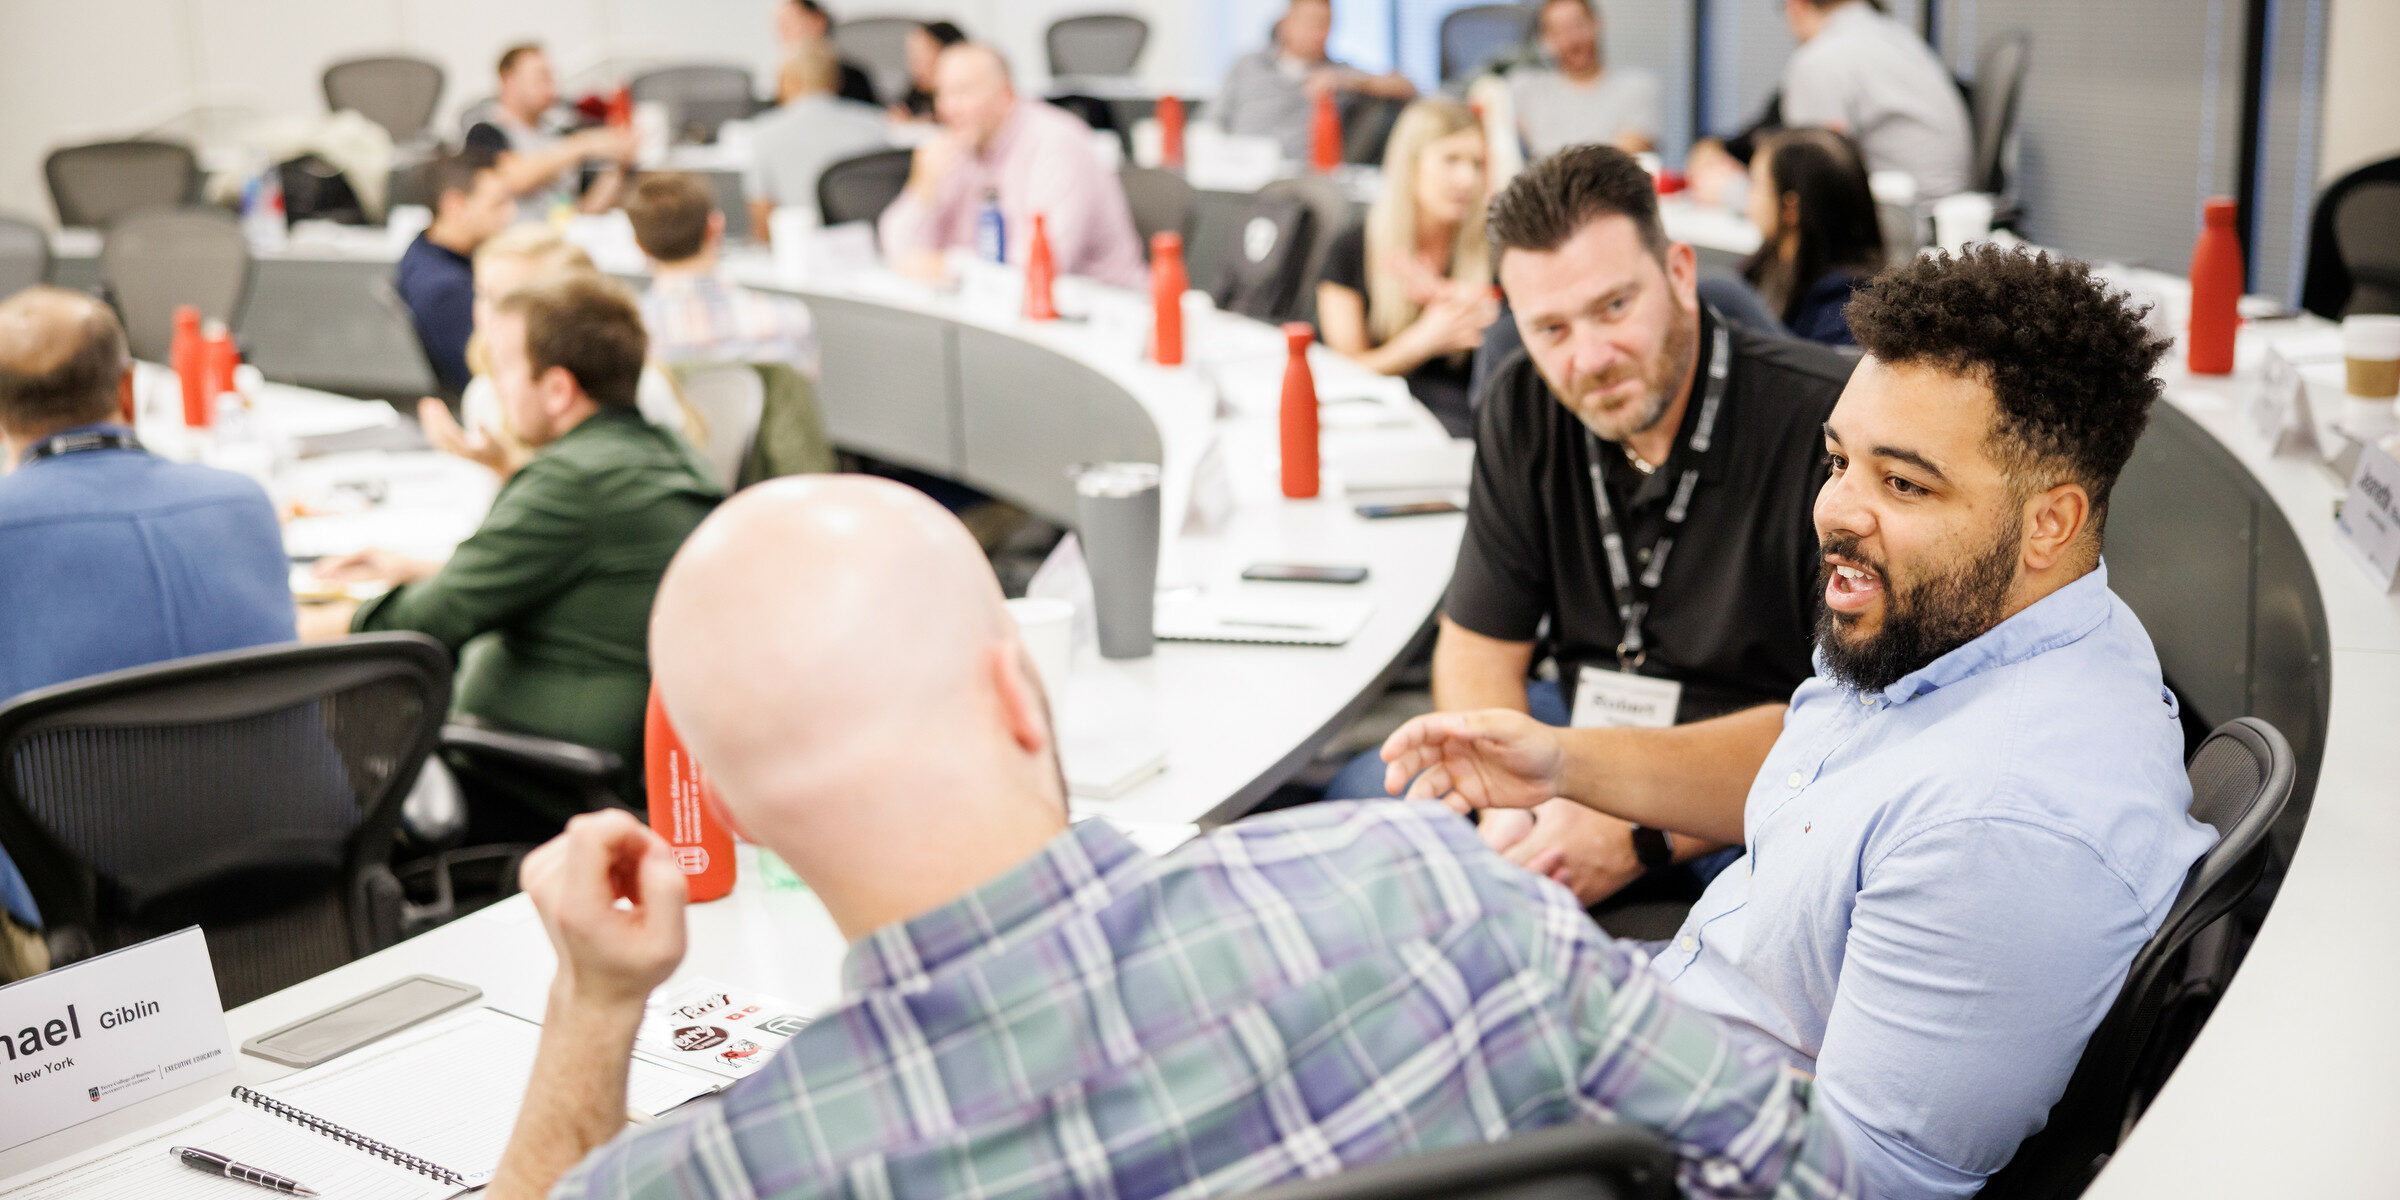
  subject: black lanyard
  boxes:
[1583,318,1730,670]
[24,428,143,463]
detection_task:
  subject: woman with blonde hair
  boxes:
[1316,98,1499,437]
[423,225,698,476]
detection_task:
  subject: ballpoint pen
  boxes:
[168,1146,319,1196]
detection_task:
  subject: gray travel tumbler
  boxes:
[1073,462,1162,659]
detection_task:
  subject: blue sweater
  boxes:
[0,431,296,925]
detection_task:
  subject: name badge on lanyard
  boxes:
[1572,317,1728,731]
[1571,664,1682,728]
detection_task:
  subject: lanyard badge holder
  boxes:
[1570,320,1729,730]
[24,428,143,463]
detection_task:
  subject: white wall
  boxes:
[2318,0,2400,181]
[0,0,1195,228]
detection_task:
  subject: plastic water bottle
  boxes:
[974,190,1007,264]
[241,170,287,253]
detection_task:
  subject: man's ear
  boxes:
[1664,240,1699,310]
[986,640,1051,759]
[116,367,138,424]
[2021,482,2091,572]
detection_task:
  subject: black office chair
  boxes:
[629,64,758,145]
[45,139,202,229]
[0,213,51,300]
[99,205,251,365]
[1121,166,1198,254]
[2298,154,2400,320]
[1211,182,1330,324]
[1342,94,1409,166]
[1438,3,1538,84]
[818,147,915,228]
[0,635,451,1007]
[832,16,919,107]
[1046,13,1150,77]
[323,55,446,146]
[1241,1122,1675,1200]
[1968,32,2031,203]
[1053,93,1132,157]
[1978,717,2296,1200]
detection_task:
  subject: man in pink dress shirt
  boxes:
[877,44,1147,290]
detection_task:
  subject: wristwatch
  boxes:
[1628,824,1674,870]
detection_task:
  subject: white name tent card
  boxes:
[2249,347,2321,457]
[2335,442,2400,592]
[0,928,231,1152]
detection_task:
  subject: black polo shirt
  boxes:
[1445,310,1854,722]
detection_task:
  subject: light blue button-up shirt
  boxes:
[1648,562,2215,1200]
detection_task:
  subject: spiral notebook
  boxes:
[0,1009,715,1199]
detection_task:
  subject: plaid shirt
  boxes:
[638,273,821,379]
[550,802,1858,1200]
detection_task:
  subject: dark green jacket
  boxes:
[354,408,720,760]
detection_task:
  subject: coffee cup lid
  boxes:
[2344,314,2400,359]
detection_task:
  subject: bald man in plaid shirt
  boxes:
[483,478,1858,1200]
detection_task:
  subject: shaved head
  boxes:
[933,43,1017,146]
[649,476,1070,939]
[0,286,132,442]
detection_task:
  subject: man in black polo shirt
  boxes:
[1416,144,1851,907]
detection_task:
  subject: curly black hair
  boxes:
[1844,245,2170,533]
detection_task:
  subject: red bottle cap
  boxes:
[1151,231,1182,259]
[1283,322,1314,349]
[2203,197,2237,227]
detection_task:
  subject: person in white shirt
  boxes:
[1509,0,1660,157]
[1688,0,1971,204]
[744,39,892,230]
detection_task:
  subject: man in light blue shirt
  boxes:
[0,288,297,935]
[1382,245,2216,1199]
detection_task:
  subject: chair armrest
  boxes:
[440,724,624,779]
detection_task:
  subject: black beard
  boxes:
[1815,519,2021,694]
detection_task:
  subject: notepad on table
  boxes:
[0,1008,716,1199]
[1153,597,1374,646]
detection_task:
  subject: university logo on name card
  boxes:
[0,927,232,1152]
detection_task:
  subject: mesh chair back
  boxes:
[629,64,758,144]
[818,147,916,229]
[0,214,51,301]
[1263,174,1353,323]
[2300,155,2400,319]
[45,139,202,229]
[1210,187,1321,323]
[100,206,251,364]
[1342,95,1409,165]
[0,635,451,1007]
[1439,4,1537,83]
[1978,717,2295,1200]
[1120,167,1197,252]
[1047,14,1150,77]
[1240,1122,1675,1200]
[323,55,446,144]
[669,362,768,490]
[833,17,919,108]
[1969,32,2031,197]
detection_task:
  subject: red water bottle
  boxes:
[644,687,736,903]
[202,323,239,404]
[2187,197,2241,376]
[1157,94,1185,168]
[1279,322,1320,498]
[607,84,634,128]
[1309,90,1342,174]
[171,306,206,426]
[1151,232,1186,366]
[1023,212,1058,321]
